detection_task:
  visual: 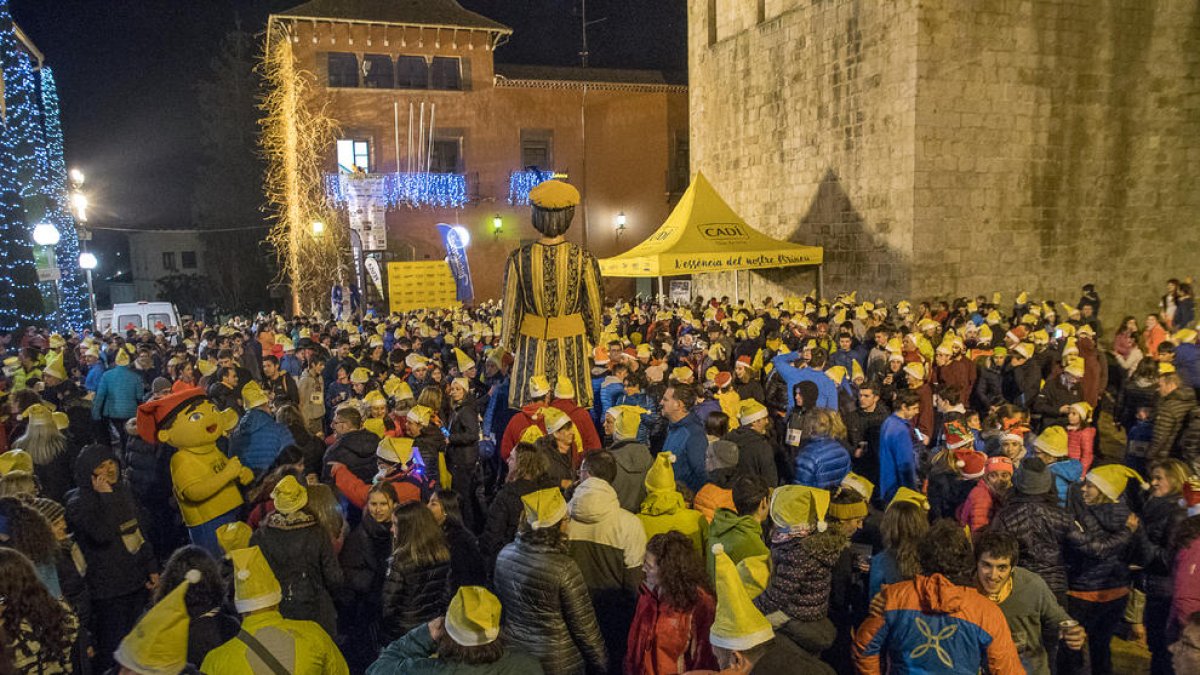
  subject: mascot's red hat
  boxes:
[136,387,207,444]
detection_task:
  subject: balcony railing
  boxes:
[324,172,468,209]
[507,169,557,206]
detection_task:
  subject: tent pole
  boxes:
[734,271,739,303]
[817,264,824,300]
[658,276,663,301]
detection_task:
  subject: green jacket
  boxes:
[637,489,708,555]
[367,624,544,674]
[706,508,768,579]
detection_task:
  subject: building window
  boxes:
[669,131,690,194]
[396,56,429,89]
[181,251,197,269]
[520,129,553,170]
[429,57,462,90]
[327,53,359,87]
[361,54,394,88]
[430,136,462,173]
[162,251,176,271]
[337,139,371,172]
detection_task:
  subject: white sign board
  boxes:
[344,175,389,251]
[669,280,692,304]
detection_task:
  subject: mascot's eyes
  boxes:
[189,412,204,422]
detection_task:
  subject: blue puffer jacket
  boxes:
[793,435,852,491]
[229,408,295,475]
[91,365,144,420]
[1049,459,1082,507]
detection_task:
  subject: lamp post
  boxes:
[32,223,62,323]
[614,211,627,240]
[79,252,97,321]
[492,214,502,239]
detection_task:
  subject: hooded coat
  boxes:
[705,508,769,580]
[1064,484,1136,592]
[609,438,653,513]
[637,489,708,555]
[323,428,380,483]
[250,509,344,637]
[228,407,295,475]
[725,426,779,487]
[65,444,158,600]
[991,492,1075,594]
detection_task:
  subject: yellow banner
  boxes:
[387,261,461,313]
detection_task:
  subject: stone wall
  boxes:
[688,0,1200,322]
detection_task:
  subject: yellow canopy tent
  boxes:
[599,172,823,298]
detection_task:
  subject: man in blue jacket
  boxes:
[878,389,922,506]
[92,348,145,446]
[662,382,708,492]
[229,381,295,476]
[772,347,838,412]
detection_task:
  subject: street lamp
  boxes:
[615,211,627,238]
[70,192,88,222]
[79,252,98,322]
[32,222,61,246]
[492,214,502,238]
[69,168,85,186]
[311,220,326,237]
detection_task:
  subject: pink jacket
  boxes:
[1173,538,1200,630]
[957,480,996,534]
[1067,427,1095,474]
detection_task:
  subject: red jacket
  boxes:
[625,585,717,675]
[957,481,998,534]
[552,398,603,453]
[499,402,548,461]
[1066,426,1095,474]
[330,463,427,508]
[1173,537,1200,630]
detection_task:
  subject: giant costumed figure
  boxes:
[500,180,605,408]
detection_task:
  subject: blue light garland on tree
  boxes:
[39,67,90,331]
[0,0,43,330]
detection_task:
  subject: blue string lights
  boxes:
[0,1,44,330]
[507,169,555,205]
[40,68,90,331]
[324,171,468,209]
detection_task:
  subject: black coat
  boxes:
[1150,386,1197,461]
[337,514,392,651]
[493,535,608,675]
[925,466,977,521]
[65,445,158,600]
[33,449,75,505]
[1064,485,1136,592]
[443,520,488,593]
[725,426,779,487]
[250,511,343,636]
[1136,494,1187,597]
[479,476,555,568]
[413,428,448,487]
[1033,377,1082,430]
[323,428,380,483]
[446,397,481,468]
[991,493,1075,594]
[379,556,451,642]
[286,422,326,477]
[972,365,1004,412]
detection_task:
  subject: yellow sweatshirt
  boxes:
[170,445,245,526]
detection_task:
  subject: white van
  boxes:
[107,302,181,334]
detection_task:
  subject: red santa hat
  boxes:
[954,449,987,479]
[1182,478,1200,517]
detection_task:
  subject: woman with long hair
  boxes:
[305,482,348,555]
[479,442,554,568]
[380,501,452,642]
[1113,315,1144,375]
[0,548,77,674]
[274,403,325,478]
[11,404,74,503]
[625,531,717,674]
[0,496,62,598]
[339,482,396,669]
[151,545,239,666]
[1139,459,1191,675]
[427,489,487,592]
[868,500,928,598]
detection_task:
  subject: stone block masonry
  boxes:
[688,0,1200,322]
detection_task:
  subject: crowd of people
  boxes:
[0,278,1199,675]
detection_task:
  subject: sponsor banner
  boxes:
[436,223,475,304]
[387,261,460,313]
[344,174,389,251]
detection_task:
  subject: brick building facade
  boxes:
[268,0,688,302]
[687,0,1200,320]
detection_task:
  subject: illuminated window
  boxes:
[337,139,371,172]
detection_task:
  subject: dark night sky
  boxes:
[11,0,686,229]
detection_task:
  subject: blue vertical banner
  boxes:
[437,223,474,304]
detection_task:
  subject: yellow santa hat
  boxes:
[670,366,694,384]
[454,348,476,373]
[709,543,775,651]
[1173,329,1198,345]
[231,546,283,613]
[825,365,847,385]
[0,449,34,475]
[377,436,415,465]
[541,406,572,434]
[350,367,373,384]
[521,487,568,529]
[196,358,217,377]
[22,403,68,431]
[114,568,201,675]
[241,381,269,410]
[737,399,768,425]
[271,475,308,515]
[363,417,387,438]
[840,472,875,502]
[528,374,552,399]
[1086,465,1147,502]
[644,452,678,493]
[554,375,576,400]
[407,404,434,426]
[1012,342,1034,360]
[216,521,253,556]
[851,360,865,382]
[405,353,430,370]
[363,390,387,408]
[1068,401,1093,422]
[1063,356,1086,379]
[769,484,830,532]
[736,554,771,600]
[606,405,647,441]
[1016,291,1029,305]
[445,586,503,647]
[903,361,926,382]
[115,348,131,366]
[384,377,414,401]
[42,357,67,382]
[1160,361,1177,375]
[888,486,930,511]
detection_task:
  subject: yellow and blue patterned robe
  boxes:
[500,241,604,409]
